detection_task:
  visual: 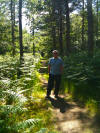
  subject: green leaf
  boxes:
[36,128,47,133]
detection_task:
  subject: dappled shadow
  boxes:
[49,96,76,113]
[48,97,98,133]
[89,114,100,133]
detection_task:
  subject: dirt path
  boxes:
[48,95,96,133]
[39,60,100,133]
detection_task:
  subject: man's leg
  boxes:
[46,74,54,97]
[54,75,61,97]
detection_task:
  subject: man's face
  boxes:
[53,52,58,58]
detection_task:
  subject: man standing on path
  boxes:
[45,50,64,99]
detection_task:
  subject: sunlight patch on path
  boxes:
[58,120,82,133]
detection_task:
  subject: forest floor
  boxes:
[39,59,100,133]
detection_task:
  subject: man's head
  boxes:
[52,50,58,58]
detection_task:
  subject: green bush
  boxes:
[63,51,100,103]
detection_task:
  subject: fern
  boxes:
[0,105,27,114]
[10,119,40,132]
[0,54,43,133]
[3,89,27,103]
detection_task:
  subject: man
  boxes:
[45,50,63,99]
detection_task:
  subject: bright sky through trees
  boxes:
[22,8,30,32]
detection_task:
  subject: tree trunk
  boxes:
[59,7,63,55]
[87,0,94,57]
[32,18,35,55]
[11,0,15,56]
[52,26,56,50]
[66,0,71,56]
[96,0,98,41]
[51,0,56,50]
[19,0,23,60]
[81,0,85,50]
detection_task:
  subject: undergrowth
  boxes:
[0,54,58,133]
[62,50,100,115]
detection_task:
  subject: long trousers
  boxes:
[47,74,61,96]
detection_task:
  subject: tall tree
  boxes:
[32,17,35,55]
[58,2,63,55]
[96,0,99,40]
[51,0,56,50]
[81,0,85,49]
[11,0,15,56]
[65,0,71,56]
[87,0,94,56]
[19,0,23,60]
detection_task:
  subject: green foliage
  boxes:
[0,54,57,133]
[70,13,88,50]
[36,128,58,133]
[0,54,41,133]
[63,51,100,104]
[0,14,11,54]
[0,79,39,133]
[36,128,47,133]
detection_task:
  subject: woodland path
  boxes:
[39,60,100,133]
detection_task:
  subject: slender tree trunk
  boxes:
[81,0,85,50]
[32,18,35,55]
[33,42,35,56]
[59,7,63,55]
[66,0,71,56]
[11,0,15,56]
[96,0,98,41]
[19,0,23,60]
[87,0,94,57]
[51,0,56,50]
[52,26,56,50]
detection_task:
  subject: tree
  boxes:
[51,0,56,50]
[25,0,43,55]
[58,1,63,55]
[11,0,16,56]
[81,0,85,49]
[87,0,94,56]
[65,0,71,56]
[19,0,23,60]
[96,0,99,40]
[32,17,35,55]
[0,1,12,54]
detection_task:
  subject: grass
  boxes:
[22,65,59,132]
[24,72,59,133]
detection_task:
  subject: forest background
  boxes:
[0,0,100,132]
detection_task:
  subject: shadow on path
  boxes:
[48,96,76,113]
[48,96,97,133]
